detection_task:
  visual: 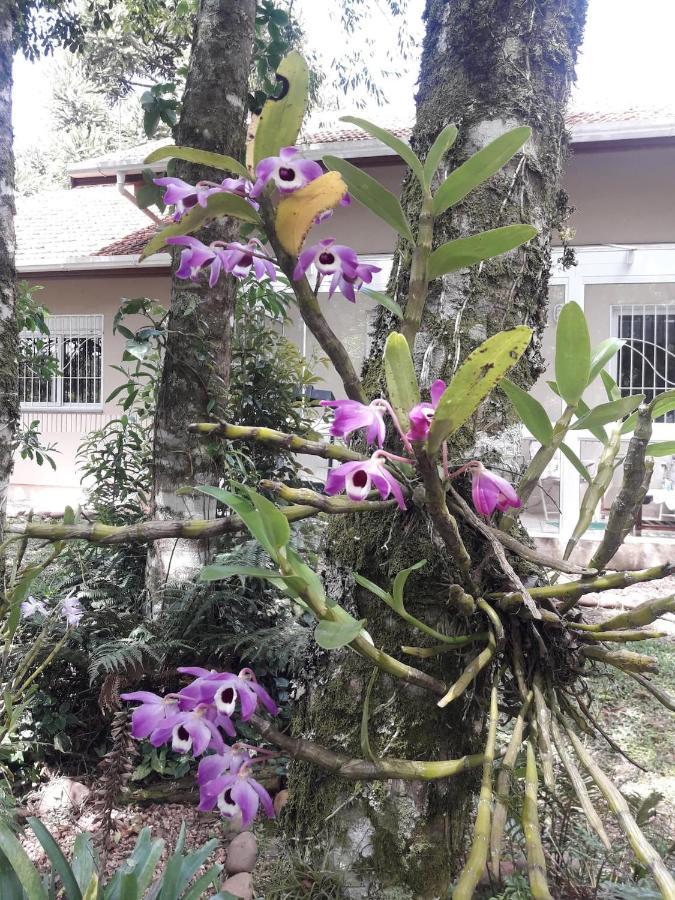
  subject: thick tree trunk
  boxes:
[0,1,18,553]
[286,2,587,896]
[146,0,255,599]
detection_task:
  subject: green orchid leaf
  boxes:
[646,441,675,457]
[428,225,537,279]
[574,397,609,444]
[555,301,590,405]
[0,823,48,900]
[353,573,392,604]
[199,565,279,582]
[560,443,592,482]
[141,193,262,260]
[253,51,309,165]
[423,123,459,185]
[588,337,625,385]
[237,484,290,551]
[649,389,675,420]
[501,378,553,445]
[571,394,644,431]
[391,559,427,613]
[193,486,275,558]
[315,615,367,650]
[600,369,621,402]
[323,156,414,242]
[341,116,425,184]
[143,145,249,179]
[27,818,81,900]
[384,332,420,432]
[427,326,532,453]
[361,287,403,319]
[432,126,531,215]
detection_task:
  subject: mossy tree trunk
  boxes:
[0,0,18,556]
[146,0,255,599]
[287,2,587,897]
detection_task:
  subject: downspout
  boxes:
[116,172,162,225]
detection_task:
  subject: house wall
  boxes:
[11,272,169,512]
[12,139,675,519]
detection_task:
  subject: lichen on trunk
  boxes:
[286,1,587,895]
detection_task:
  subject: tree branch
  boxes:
[6,506,318,545]
[589,405,653,571]
[258,196,367,403]
[249,714,484,780]
[187,421,366,462]
[260,479,397,513]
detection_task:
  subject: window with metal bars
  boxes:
[19,315,103,408]
[612,304,675,422]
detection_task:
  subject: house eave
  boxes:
[17,253,171,274]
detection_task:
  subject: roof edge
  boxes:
[17,253,171,274]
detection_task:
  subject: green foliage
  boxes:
[0,819,222,899]
[427,327,532,453]
[383,332,419,432]
[432,126,531,215]
[427,225,537,279]
[323,155,414,242]
[555,301,590,406]
[253,51,309,164]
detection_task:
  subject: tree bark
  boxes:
[0,0,18,557]
[286,2,587,896]
[146,0,255,599]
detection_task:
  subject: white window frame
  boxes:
[19,314,105,412]
[546,243,675,548]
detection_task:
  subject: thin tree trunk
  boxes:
[146,0,255,600]
[0,0,18,561]
[286,2,587,896]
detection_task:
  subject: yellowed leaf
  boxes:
[275,172,347,256]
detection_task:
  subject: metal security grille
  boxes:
[612,304,675,423]
[19,315,103,408]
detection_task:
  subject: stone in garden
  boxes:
[225,831,258,874]
[221,872,253,899]
[273,788,288,815]
[38,778,91,814]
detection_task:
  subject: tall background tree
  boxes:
[145,0,257,596]
[287,1,588,896]
[0,0,18,553]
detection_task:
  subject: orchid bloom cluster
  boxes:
[20,594,84,627]
[321,386,521,518]
[122,667,279,828]
[154,147,379,302]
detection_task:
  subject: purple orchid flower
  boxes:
[219,238,276,281]
[250,146,322,198]
[320,398,387,447]
[154,177,221,221]
[406,380,447,442]
[469,462,521,517]
[121,690,181,740]
[329,261,382,303]
[198,768,275,827]
[148,704,231,756]
[178,667,279,720]
[166,235,217,280]
[293,238,359,284]
[325,454,406,509]
[20,596,49,619]
[61,596,84,627]
[196,747,249,787]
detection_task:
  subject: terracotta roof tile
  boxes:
[16,184,158,268]
[95,221,170,257]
